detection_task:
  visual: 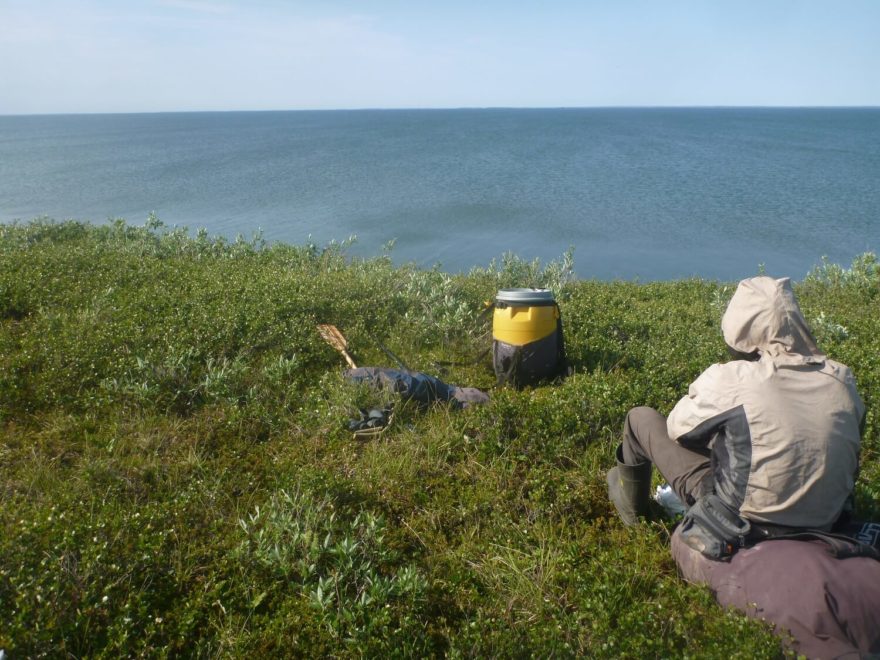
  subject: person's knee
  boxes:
[628,405,657,417]
[625,406,648,426]
[625,406,663,434]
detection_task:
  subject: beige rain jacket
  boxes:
[667,276,864,529]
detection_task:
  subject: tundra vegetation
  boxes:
[1,218,877,657]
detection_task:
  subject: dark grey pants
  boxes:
[622,406,713,506]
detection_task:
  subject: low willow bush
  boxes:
[1,218,877,657]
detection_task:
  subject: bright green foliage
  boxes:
[2,218,877,657]
[235,487,429,652]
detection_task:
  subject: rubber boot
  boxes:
[606,444,652,526]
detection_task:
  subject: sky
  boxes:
[1,0,879,114]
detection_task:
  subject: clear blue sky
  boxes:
[2,0,879,113]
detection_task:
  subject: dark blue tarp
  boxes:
[344,367,489,408]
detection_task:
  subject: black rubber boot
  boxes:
[606,444,652,526]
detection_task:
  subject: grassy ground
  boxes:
[1,218,877,657]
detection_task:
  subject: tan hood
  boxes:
[721,276,824,364]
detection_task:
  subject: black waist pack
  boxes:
[681,494,880,561]
[679,493,751,560]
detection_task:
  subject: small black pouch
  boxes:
[679,493,751,560]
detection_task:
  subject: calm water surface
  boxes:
[1,108,878,280]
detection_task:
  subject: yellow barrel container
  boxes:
[492,301,559,346]
[492,288,563,386]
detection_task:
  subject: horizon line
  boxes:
[3,104,880,118]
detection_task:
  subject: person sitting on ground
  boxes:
[606,275,880,657]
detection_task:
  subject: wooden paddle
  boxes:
[317,324,357,368]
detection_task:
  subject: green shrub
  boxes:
[2,218,876,656]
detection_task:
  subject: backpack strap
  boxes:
[751,522,880,561]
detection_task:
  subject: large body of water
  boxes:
[1,108,878,280]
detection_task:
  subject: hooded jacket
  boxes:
[667,277,864,530]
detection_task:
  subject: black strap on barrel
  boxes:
[434,300,568,377]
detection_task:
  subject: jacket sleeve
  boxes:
[667,363,742,449]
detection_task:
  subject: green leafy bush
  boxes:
[1,218,875,657]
